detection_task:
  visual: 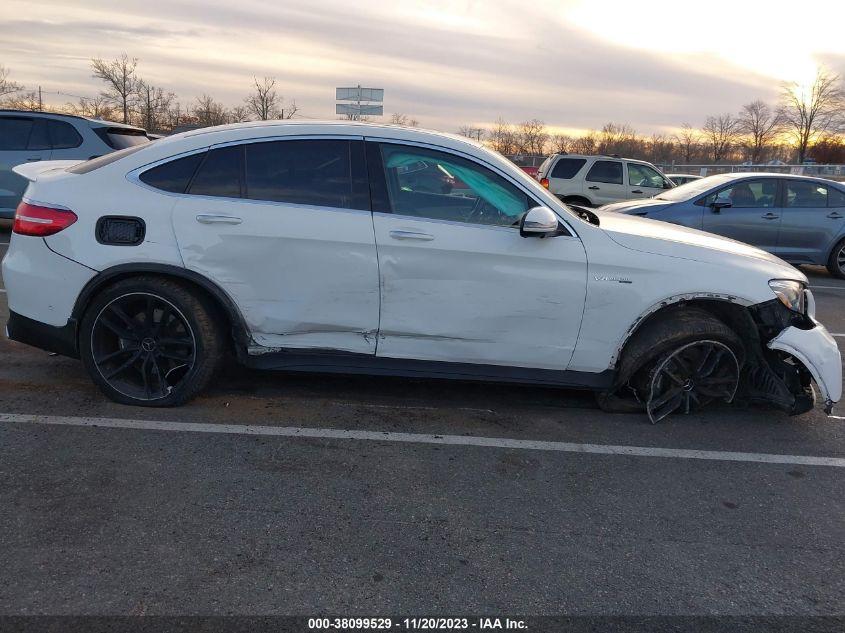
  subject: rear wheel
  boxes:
[597,308,744,423]
[826,237,845,279]
[80,276,225,406]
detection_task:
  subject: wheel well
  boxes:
[72,266,249,353]
[613,298,758,383]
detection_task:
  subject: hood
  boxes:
[594,209,805,279]
[12,160,84,182]
[600,198,676,215]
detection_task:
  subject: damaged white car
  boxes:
[2,122,841,422]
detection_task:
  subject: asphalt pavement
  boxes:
[1,220,844,619]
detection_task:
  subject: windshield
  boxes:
[654,174,732,201]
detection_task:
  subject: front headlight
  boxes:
[769,279,806,314]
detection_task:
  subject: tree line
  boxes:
[2,57,843,164]
[458,67,845,164]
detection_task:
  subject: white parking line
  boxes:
[1,412,844,468]
[810,285,845,290]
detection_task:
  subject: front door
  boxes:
[171,138,380,354]
[368,141,588,371]
[626,162,670,200]
[701,178,782,252]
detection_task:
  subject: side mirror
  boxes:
[711,195,732,212]
[663,180,674,189]
[520,206,560,238]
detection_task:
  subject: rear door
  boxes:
[701,178,782,251]
[0,116,51,212]
[583,159,626,205]
[45,119,85,161]
[778,180,845,264]
[168,137,380,354]
[626,162,670,200]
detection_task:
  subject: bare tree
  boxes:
[737,100,782,163]
[488,117,518,154]
[516,119,548,154]
[229,105,251,123]
[548,133,571,154]
[597,122,639,156]
[244,76,281,120]
[91,54,138,124]
[0,64,23,98]
[646,133,675,164]
[779,67,844,163]
[64,95,116,120]
[702,114,740,162]
[4,91,42,111]
[570,131,598,155]
[673,123,701,163]
[192,94,230,128]
[457,125,485,142]
[136,81,175,133]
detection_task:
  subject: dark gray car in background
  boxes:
[0,110,150,218]
[601,172,845,278]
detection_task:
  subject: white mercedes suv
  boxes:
[2,122,840,422]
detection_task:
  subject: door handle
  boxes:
[827,212,844,219]
[25,157,41,162]
[196,214,242,225]
[588,186,600,190]
[761,212,779,220]
[389,230,435,241]
[631,189,643,194]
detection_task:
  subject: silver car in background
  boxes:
[0,110,149,218]
[602,172,845,278]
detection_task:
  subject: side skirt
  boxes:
[243,349,615,390]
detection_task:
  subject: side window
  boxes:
[551,158,586,179]
[48,120,83,149]
[245,139,365,209]
[703,179,778,208]
[27,119,51,150]
[786,181,828,208]
[829,187,845,208]
[189,146,243,198]
[586,160,623,185]
[627,163,665,188]
[377,143,532,227]
[0,117,34,150]
[139,152,206,194]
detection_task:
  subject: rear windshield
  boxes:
[95,127,151,149]
[67,144,148,174]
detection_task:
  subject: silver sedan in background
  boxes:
[601,172,845,278]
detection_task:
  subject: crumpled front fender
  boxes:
[768,321,842,409]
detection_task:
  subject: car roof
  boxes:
[717,171,843,185]
[0,109,144,131]
[550,153,649,163]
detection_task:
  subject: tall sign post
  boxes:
[336,85,384,119]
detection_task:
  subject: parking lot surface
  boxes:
[1,220,844,616]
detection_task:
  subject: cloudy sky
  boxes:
[3,0,845,134]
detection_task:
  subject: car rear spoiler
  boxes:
[12,160,84,182]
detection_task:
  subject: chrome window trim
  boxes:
[364,135,578,238]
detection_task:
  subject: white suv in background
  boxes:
[537,154,674,207]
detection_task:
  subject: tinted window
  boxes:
[140,152,205,194]
[704,179,777,208]
[96,127,150,149]
[627,163,666,188]
[829,187,845,207]
[245,140,356,208]
[0,117,33,150]
[551,158,586,179]
[378,143,532,227]
[189,146,243,198]
[27,119,50,150]
[48,120,83,149]
[785,181,827,208]
[586,160,623,184]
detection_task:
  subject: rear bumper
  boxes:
[768,321,842,408]
[6,310,79,358]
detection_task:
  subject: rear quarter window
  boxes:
[139,152,206,194]
[551,158,587,179]
[48,120,83,149]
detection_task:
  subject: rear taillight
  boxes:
[13,201,78,237]
[540,177,549,189]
